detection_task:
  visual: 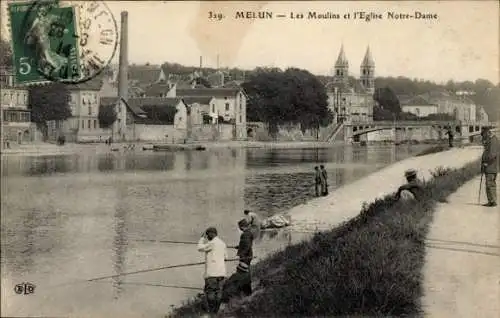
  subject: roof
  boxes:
[99,96,146,117]
[126,97,183,110]
[335,44,349,68]
[66,74,104,91]
[144,83,174,96]
[182,96,214,105]
[176,88,241,98]
[397,94,414,104]
[401,95,437,107]
[361,46,375,67]
[128,65,162,85]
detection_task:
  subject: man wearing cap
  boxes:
[481,127,499,207]
[197,227,227,315]
[394,169,424,201]
[235,219,254,292]
[244,209,261,238]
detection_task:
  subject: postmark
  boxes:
[59,0,119,83]
[9,0,80,85]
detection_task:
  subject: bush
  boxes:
[169,160,481,317]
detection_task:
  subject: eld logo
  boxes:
[14,282,36,295]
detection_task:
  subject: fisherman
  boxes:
[446,126,454,148]
[244,209,261,237]
[480,127,499,207]
[197,227,227,315]
[222,219,254,303]
[314,166,322,197]
[394,169,424,201]
[320,165,328,196]
[233,219,254,295]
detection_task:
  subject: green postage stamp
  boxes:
[9,0,81,85]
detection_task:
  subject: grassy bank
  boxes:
[170,159,481,317]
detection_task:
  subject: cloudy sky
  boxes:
[2,1,498,84]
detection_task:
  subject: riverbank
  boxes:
[1,139,450,156]
[170,146,483,317]
[422,177,499,318]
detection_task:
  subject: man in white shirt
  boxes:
[197,227,227,315]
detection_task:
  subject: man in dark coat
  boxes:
[394,169,424,201]
[314,166,322,197]
[446,127,454,148]
[481,127,499,207]
[222,219,254,303]
[320,165,328,196]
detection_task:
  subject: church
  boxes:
[326,45,376,124]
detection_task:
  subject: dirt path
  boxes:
[422,176,500,318]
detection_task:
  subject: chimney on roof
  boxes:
[199,56,202,69]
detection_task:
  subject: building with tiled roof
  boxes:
[401,95,439,117]
[176,87,247,138]
[326,45,376,123]
[419,90,476,122]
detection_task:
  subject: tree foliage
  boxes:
[28,83,72,123]
[373,87,401,115]
[98,104,117,128]
[242,67,332,137]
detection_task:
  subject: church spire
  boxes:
[335,44,349,68]
[360,45,375,94]
[361,45,375,67]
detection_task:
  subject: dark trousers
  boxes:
[315,182,321,197]
[204,276,225,314]
[222,271,252,303]
[485,173,497,204]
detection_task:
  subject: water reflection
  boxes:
[111,185,129,299]
[1,144,429,316]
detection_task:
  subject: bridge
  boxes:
[345,120,497,142]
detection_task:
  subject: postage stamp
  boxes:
[8,0,118,85]
[8,0,80,85]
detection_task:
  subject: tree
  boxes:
[242,67,332,139]
[98,104,117,128]
[373,87,401,114]
[28,83,72,139]
[0,38,12,67]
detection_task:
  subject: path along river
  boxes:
[1,144,429,317]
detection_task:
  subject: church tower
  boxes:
[360,46,375,94]
[334,44,349,84]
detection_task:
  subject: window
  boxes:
[88,106,92,115]
[212,104,215,113]
[81,120,85,129]
[94,120,97,129]
[88,120,91,129]
[239,115,242,123]
[363,69,366,75]
[225,103,229,111]
[336,70,340,76]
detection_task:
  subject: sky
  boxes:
[1,1,499,84]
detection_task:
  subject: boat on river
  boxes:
[152,144,207,151]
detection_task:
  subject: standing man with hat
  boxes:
[197,227,227,315]
[394,169,424,201]
[480,127,499,207]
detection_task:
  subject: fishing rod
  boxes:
[87,257,255,282]
[132,239,238,249]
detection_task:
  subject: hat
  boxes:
[238,218,249,228]
[237,261,249,273]
[404,169,417,178]
[205,227,217,236]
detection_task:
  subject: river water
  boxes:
[1,144,428,317]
